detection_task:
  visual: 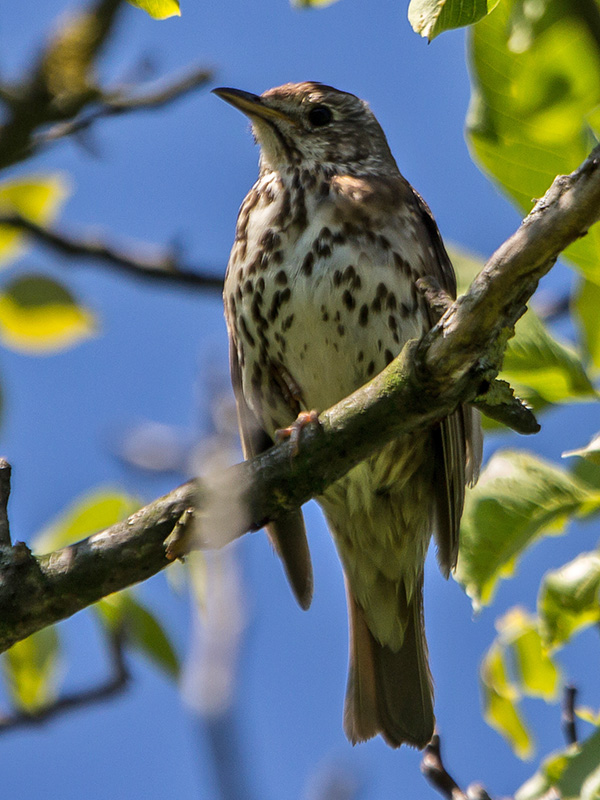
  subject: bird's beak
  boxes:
[212,87,295,125]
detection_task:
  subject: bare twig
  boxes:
[0,213,223,291]
[1,143,600,651]
[0,459,11,548]
[0,629,129,732]
[421,734,467,800]
[562,684,578,745]
[36,65,213,146]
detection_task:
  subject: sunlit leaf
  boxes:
[408,0,499,41]
[575,280,600,369]
[558,727,600,800]
[502,309,598,405]
[480,641,534,759]
[467,1,600,284]
[456,450,600,609]
[33,487,141,554]
[577,707,600,727]
[0,274,96,354]
[96,594,179,679]
[126,0,181,19]
[496,607,561,700]
[450,247,596,429]
[3,627,61,712]
[538,551,600,648]
[563,432,600,466]
[0,175,70,266]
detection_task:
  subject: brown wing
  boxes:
[409,188,483,573]
[229,340,314,609]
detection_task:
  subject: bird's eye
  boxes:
[308,105,333,127]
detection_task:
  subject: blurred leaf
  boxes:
[575,279,600,369]
[577,707,600,726]
[497,607,561,700]
[502,309,598,405]
[538,551,600,648]
[0,175,70,266]
[467,0,600,284]
[0,274,96,354]
[33,487,141,554]
[126,0,181,19]
[456,450,600,608]
[518,729,600,800]
[480,641,534,759]
[450,247,596,430]
[96,594,179,679]
[3,627,61,713]
[408,0,499,40]
[516,748,573,800]
[563,432,600,465]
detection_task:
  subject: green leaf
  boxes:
[467,0,600,284]
[563,432,600,466]
[517,729,600,800]
[575,279,600,369]
[450,248,596,426]
[126,0,181,19]
[408,0,499,41]
[538,551,600,649]
[96,594,179,679]
[0,274,96,354]
[33,487,141,554]
[480,641,534,759]
[0,175,70,266]
[496,607,561,700]
[455,450,600,608]
[502,309,598,406]
[3,627,61,713]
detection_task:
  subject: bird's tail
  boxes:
[343,576,434,749]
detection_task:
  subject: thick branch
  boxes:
[0,213,223,291]
[1,145,600,652]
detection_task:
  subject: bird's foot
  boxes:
[275,410,320,456]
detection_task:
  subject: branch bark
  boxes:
[1,144,600,653]
[0,213,223,291]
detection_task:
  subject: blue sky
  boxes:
[1,1,599,798]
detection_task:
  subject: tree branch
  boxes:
[1,144,600,653]
[0,213,223,291]
[0,629,129,732]
[421,734,468,799]
[562,684,578,746]
[35,65,213,147]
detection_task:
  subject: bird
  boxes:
[214,82,482,749]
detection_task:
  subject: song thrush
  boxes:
[214,82,482,749]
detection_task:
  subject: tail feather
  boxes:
[343,578,434,749]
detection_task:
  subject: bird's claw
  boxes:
[275,410,320,456]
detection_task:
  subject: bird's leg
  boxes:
[275,410,320,456]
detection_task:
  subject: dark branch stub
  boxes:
[562,684,578,746]
[0,459,12,548]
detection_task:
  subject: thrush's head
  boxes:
[213,82,398,176]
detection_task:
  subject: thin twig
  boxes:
[0,459,11,548]
[36,65,213,146]
[0,213,223,291]
[0,629,129,732]
[562,684,578,745]
[421,734,468,800]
